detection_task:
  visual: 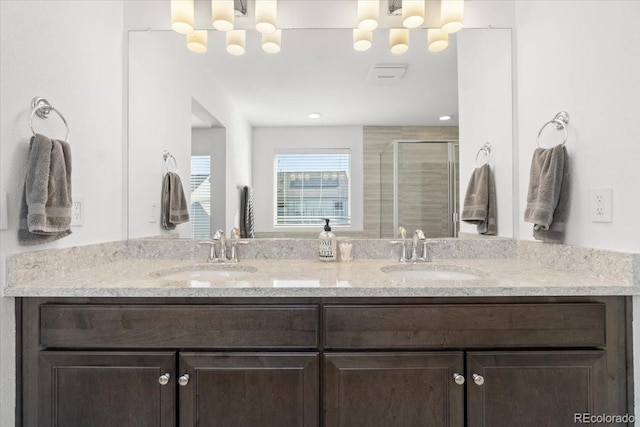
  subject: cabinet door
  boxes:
[324,352,464,427]
[467,351,607,427]
[39,351,176,427]
[179,352,319,427]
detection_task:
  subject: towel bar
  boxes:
[475,142,491,167]
[536,111,569,148]
[28,97,69,142]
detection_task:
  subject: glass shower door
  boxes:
[380,140,459,239]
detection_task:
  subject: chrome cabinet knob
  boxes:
[178,374,190,387]
[453,373,465,385]
[472,373,485,386]
[158,373,171,386]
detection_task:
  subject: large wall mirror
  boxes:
[128,25,513,239]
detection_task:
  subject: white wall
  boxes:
[457,28,514,238]
[252,126,364,234]
[513,0,640,415]
[0,1,126,425]
[128,30,252,238]
[192,128,227,233]
[515,1,640,252]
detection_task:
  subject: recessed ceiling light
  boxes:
[308,112,322,119]
[439,115,453,121]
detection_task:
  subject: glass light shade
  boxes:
[441,0,464,34]
[262,30,282,53]
[171,0,194,34]
[255,0,278,34]
[353,29,373,52]
[212,0,234,31]
[389,28,409,54]
[357,0,379,32]
[226,29,246,55]
[427,28,449,52]
[402,0,425,29]
[186,31,208,53]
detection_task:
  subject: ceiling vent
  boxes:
[366,65,407,84]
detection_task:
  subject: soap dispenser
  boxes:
[319,218,337,261]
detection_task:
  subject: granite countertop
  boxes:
[4,257,638,298]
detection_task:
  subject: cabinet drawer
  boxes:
[40,305,318,349]
[324,303,605,349]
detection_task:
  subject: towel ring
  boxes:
[536,111,569,148]
[28,97,70,142]
[163,150,178,173]
[475,142,491,167]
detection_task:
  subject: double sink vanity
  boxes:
[6,237,638,426]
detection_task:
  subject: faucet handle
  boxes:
[213,229,225,239]
[230,240,249,263]
[397,227,406,239]
[230,227,241,239]
[414,229,425,240]
[389,240,408,263]
[196,240,216,262]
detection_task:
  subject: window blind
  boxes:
[190,155,211,239]
[274,152,351,227]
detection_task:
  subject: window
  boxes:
[274,151,351,227]
[190,155,211,239]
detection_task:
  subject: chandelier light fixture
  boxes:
[187,30,208,53]
[353,0,464,54]
[427,28,448,52]
[211,0,235,32]
[353,29,373,52]
[440,0,464,33]
[357,0,380,32]
[170,0,463,56]
[401,0,425,29]
[262,29,282,53]
[389,28,409,54]
[170,0,194,34]
[255,0,278,34]
[226,29,246,55]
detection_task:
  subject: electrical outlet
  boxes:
[71,196,84,226]
[150,201,158,223]
[589,188,612,223]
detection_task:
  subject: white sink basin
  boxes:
[380,264,482,281]
[153,264,257,283]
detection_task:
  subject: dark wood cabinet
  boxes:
[324,352,465,427]
[466,351,607,427]
[38,351,176,427]
[179,352,319,427]
[19,297,631,427]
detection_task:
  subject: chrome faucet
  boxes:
[213,229,227,261]
[410,229,425,262]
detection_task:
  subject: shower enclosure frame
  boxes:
[380,140,460,238]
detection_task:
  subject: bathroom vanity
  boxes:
[7,239,637,426]
[17,296,630,427]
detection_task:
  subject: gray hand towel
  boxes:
[161,172,190,230]
[526,145,570,243]
[18,134,72,245]
[461,163,497,235]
